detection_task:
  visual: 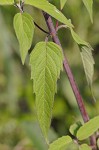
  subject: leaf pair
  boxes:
[12,0,71,138]
[14,11,63,137]
[69,116,99,141]
[13,9,63,137]
[13,0,73,64]
[77,115,99,140]
[69,116,99,150]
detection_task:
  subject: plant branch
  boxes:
[42,12,96,149]
[56,24,67,32]
[34,22,49,34]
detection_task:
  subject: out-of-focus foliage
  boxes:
[0,0,99,149]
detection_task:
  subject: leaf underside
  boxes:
[30,42,63,137]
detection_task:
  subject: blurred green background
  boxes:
[0,0,99,149]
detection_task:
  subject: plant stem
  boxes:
[43,12,96,149]
[43,11,89,122]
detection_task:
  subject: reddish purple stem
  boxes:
[43,12,96,149]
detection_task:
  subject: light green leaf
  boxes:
[69,121,82,136]
[30,42,63,137]
[82,0,93,23]
[60,0,68,10]
[70,28,95,94]
[25,0,73,28]
[77,115,99,140]
[48,136,72,150]
[79,144,91,150]
[0,0,14,5]
[14,12,34,64]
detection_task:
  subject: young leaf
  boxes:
[14,12,35,64]
[70,29,95,95]
[79,144,91,150]
[77,115,99,140]
[82,0,93,23]
[60,0,68,10]
[30,42,63,138]
[48,136,72,150]
[0,0,14,5]
[69,121,82,136]
[25,0,73,28]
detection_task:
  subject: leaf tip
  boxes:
[21,58,25,65]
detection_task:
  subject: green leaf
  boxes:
[77,115,99,140]
[80,45,95,88]
[25,0,73,28]
[0,0,14,5]
[70,28,95,95]
[30,42,63,137]
[48,136,72,150]
[79,144,91,150]
[60,0,68,10]
[14,12,34,64]
[69,121,82,136]
[82,0,93,23]
[70,28,88,46]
